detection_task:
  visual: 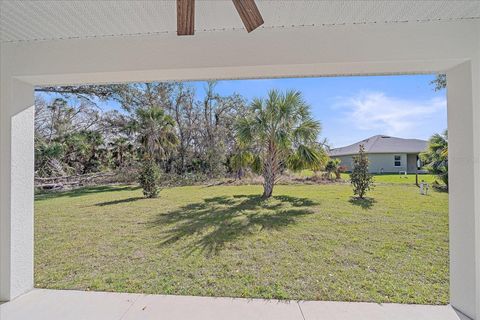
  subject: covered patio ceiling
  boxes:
[1,0,479,43]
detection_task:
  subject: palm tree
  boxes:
[236,90,322,198]
[309,142,329,175]
[130,106,178,160]
[35,138,67,177]
[109,137,133,168]
[129,106,179,198]
[420,129,448,187]
[229,142,254,180]
[325,158,341,180]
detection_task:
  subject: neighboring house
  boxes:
[328,135,428,174]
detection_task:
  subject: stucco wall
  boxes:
[336,155,353,171]
[407,154,418,173]
[334,153,413,173]
[0,79,34,302]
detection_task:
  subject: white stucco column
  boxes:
[447,59,480,319]
[0,78,35,301]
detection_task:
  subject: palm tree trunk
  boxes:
[262,143,277,199]
[119,149,124,167]
[237,167,244,180]
[262,171,275,198]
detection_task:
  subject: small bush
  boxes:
[138,159,161,198]
[350,145,374,199]
[325,159,338,180]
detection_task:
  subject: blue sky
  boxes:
[189,74,446,147]
[38,74,446,148]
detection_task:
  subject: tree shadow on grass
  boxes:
[149,194,319,256]
[349,197,376,210]
[432,184,449,193]
[95,196,144,206]
[35,185,141,201]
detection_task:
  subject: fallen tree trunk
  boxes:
[35,172,117,191]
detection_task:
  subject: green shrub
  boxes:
[420,130,448,188]
[350,145,374,199]
[138,159,161,198]
[325,159,341,180]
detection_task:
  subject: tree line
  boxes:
[34,82,330,198]
[35,76,448,198]
[35,82,248,178]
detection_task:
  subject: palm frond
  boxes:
[251,154,263,174]
[293,118,321,144]
[235,118,255,144]
[286,145,320,171]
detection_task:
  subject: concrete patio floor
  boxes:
[0,289,470,320]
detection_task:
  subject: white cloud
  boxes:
[334,92,446,136]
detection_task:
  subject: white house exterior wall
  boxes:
[407,154,418,173]
[335,153,409,173]
[336,156,354,171]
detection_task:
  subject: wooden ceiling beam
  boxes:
[177,0,195,36]
[232,0,264,33]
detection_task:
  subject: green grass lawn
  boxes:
[297,170,440,185]
[347,173,440,185]
[35,183,448,304]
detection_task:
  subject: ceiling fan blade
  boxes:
[177,0,195,36]
[232,0,264,33]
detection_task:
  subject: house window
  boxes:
[394,155,401,167]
